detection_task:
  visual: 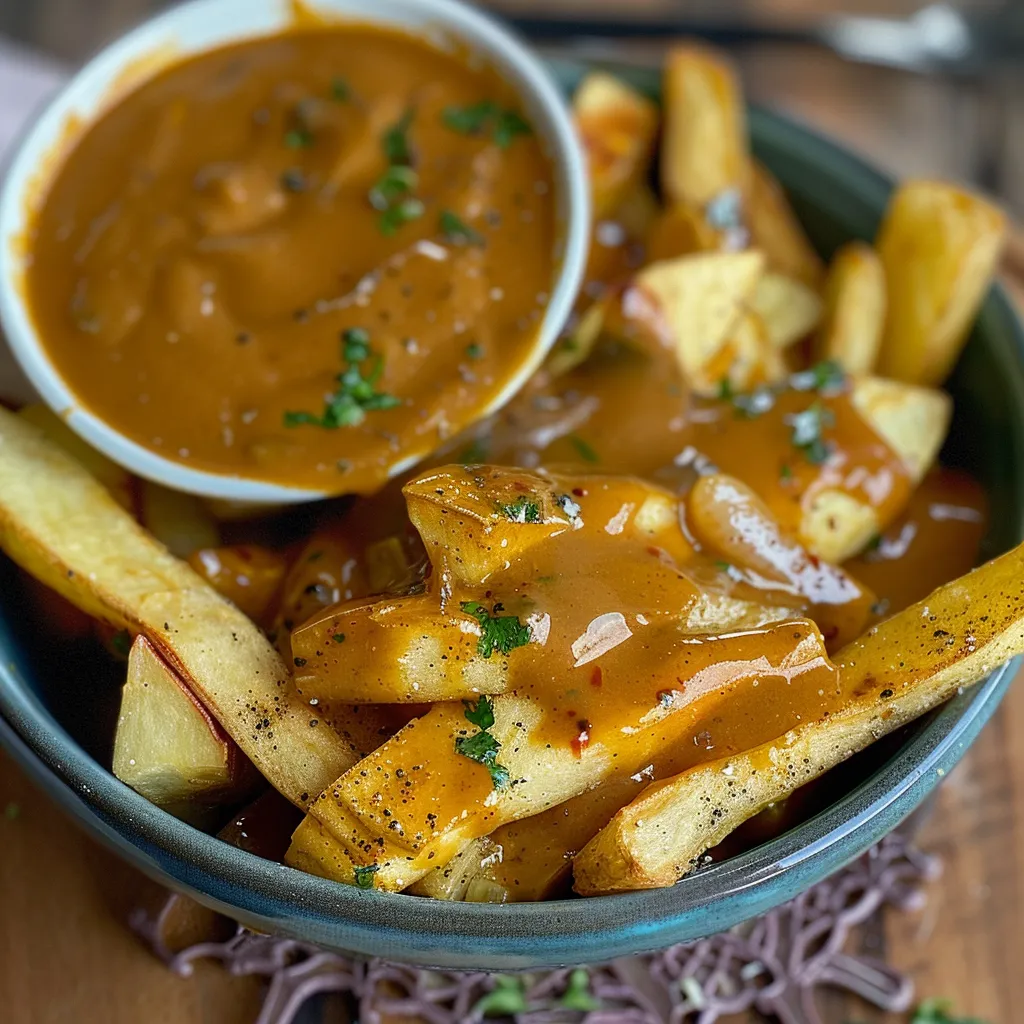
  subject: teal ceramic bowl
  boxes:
[1,61,1022,971]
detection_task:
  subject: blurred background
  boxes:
[2,0,1023,213]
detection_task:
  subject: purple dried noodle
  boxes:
[131,833,940,1024]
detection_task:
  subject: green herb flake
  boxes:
[442,101,533,148]
[787,401,835,465]
[378,197,425,236]
[284,330,400,429]
[558,969,601,1012]
[331,633,347,644]
[440,209,485,246]
[460,601,532,659]
[911,998,989,1024]
[3,802,20,822]
[368,165,419,212]
[779,462,793,482]
[473,976,528,1017]
[716,377,734,401]
[569,434,599,463]
[353,863,380,890]
[465,342,484,360]
[499,495,541,524]
[714,560,732,573]
[111,629,131,657]
[284,127,313,150]
[329,77,350,102]
[456,694,510,790]
[382,108,415,166]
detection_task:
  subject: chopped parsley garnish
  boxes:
[569,434,599,463]
[455,695,510,790]
[791,358,847,394]
[284,329,400,429]
[465,342,484,360]
[378,197,425,236]
[473,976,528,1017]
[442,101,532,148]
[111,629,131,657]
[331,633,346,644]
[440,209,485,246]
[779,462,793,481]
[558,969,601,1012]
[460,601,531,659]
[382,108,415,166]
[787,401,835,465]
[353,863,379,890]
[499,495,541,523]
[284,127,313,149]
[329,77,350,102]
[714,560,733,573]
[716,377,734,400]
[911,998,989,1024]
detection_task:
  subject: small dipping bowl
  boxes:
[0,0,590,505]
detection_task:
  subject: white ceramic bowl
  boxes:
[0,0,589,504]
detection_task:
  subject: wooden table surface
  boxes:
[2,4,1024,1021]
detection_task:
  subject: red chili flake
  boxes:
[646,546,661,557]
[565,709,577,718]
[570,720,591,758]
[572,487,588,497]
[590,666,603,688]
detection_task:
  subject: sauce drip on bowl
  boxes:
[23,26,558,493]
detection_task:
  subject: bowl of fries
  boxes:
[1,36,1024,971]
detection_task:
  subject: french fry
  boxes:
[661,44,748,208]
[798,377,950,563]
[697,309,786,394]
[187,545,288,626]
[876,180,1005,386]
[687,474,874,649]
[573,71,659,220]
[645,201,724,263]
[17,404,135,512]
[286,619,836,891]
[546,299,608,378]
[112,636,259,819]
[750,272,823,349]
[633,251,765,384]
[816,241,886,375]
[574,539,1024,893]
[0,407,367,806]
[746,161,824,287]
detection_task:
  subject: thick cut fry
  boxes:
[687,474,873,649]
[17,404,135,512]
[113,636,258,818]
[660,45,748,207]
[573,72,659,220]
[816,242,886,375]
[574,540,1024,894]
[546,299,608,378]
[876,180,1005,386]
[645,201,724,263]
[0,407,366,806]
[292,594,511,703]
[634,251,765,384]
[746,161,824,287]
[750,273,823,349]
[286,621,837,891]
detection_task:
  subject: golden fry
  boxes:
[816,241,886,375]
[574,539,1024,894]
[876,180,1005,385]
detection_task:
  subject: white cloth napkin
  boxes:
[0,38,66,404]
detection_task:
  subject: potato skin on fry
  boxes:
[876,180,1005,386]
[574,540,1024,894]
[0,407,365,806]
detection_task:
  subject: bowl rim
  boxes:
[0,0,590,505]
[2,93,1023,969]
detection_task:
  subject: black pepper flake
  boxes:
[294,657,307,667]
